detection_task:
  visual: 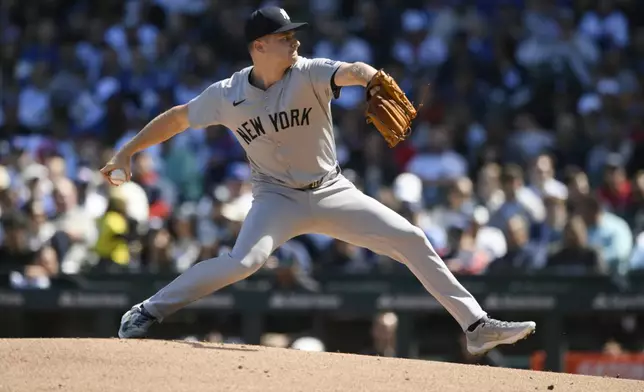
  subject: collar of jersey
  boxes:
[245,62,296,96]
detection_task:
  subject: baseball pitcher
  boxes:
[101,7,536,356]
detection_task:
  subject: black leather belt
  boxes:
[297,166,340,191]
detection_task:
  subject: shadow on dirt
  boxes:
[173,340,260,352]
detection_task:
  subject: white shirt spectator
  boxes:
[393,172,423,205]
[83,189,108,220]
[515,187,546,223]
[476,226,507,260]
[112,181,150,223]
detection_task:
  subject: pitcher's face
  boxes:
[259,31,300,67]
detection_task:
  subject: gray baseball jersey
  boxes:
[187,56,342,189]
[140,57,488,334]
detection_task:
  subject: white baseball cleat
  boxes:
[465,317,536,356]
[118,304,157,339]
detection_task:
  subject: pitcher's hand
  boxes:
[100,152,132,186]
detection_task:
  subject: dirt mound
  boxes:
[1,339,641,392]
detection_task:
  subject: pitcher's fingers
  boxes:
[102,173,118,186]
[99,167,117,185]
[99,164,116,175]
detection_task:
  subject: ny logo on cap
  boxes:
[279,8,290,21]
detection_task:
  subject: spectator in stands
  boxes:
[563,166,591,207]
[319,239,370,273]
[215,162,253,223]
[486,214,543,274]
[475,162,504,213]
[1,207,59,289]
[74,165,108,220]
[93,188,132,273]
[17,62,53,134]
[0,165,11,211]
[629,231,644,272]
[430,176,476,231]
[468,206,507,262]
[489,164,545,231]
[131,152,174,217]
[9,245,59,290]
[528,153,566,198]
[167,206,201,273]
[442,205,505,276]
[598,154,633,216]
[265,243,320,292]
[0,212,45,273]
[530,180,569,252]
[195,196,235,259]
[443,225,492,276]
[579,0,630,50]
[49,177,98,274]
[576,195,633,275]
[543,215,607,275]
[504,113,556,167]
[23,199,55,252]
[627,170,644,234]
[405,125,467,205]
[163,134,204,203]
[144,220,174,274]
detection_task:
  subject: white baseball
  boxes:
[109,169,127,185]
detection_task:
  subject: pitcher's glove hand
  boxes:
[365,70,422,148]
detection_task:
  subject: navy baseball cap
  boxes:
[244,7,308,44]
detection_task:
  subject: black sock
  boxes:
[467,318,484,332]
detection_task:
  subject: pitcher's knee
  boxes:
[402,226,434,249]
[379,225,434,262]
[236,248,270,274]
[400,225,426,241]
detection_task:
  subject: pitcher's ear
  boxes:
[256,40,267,53]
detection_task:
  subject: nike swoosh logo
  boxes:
[233,99,246,107]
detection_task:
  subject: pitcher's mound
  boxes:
[1,338,641,392]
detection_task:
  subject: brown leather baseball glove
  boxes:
[365,70,421,148]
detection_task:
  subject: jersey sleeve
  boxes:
[186,81,224,129]
[304,57,345,100]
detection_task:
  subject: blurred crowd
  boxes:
[3,0,644,289]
